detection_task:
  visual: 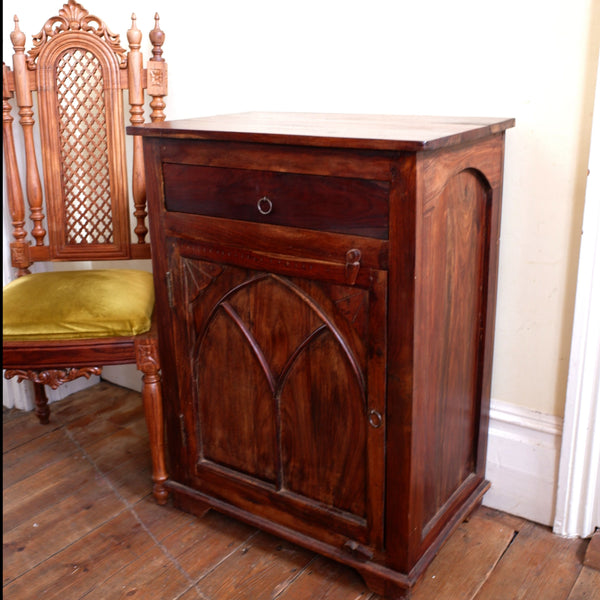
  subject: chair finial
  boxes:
[150,13,165,62]
[11,16,26,51]
[127,13,142,49]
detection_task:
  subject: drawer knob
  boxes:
[257,196,273,215]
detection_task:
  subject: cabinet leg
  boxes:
[172,492,212,520]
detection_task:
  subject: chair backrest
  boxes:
[2,0,168,277]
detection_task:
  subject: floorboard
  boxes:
[584,532,600,570]
[3,382,597,600]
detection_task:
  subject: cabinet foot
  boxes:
[358,569,411,599]
[172,491,211,520]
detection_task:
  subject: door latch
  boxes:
[166,271,174,308]
[343,539,374,561]
[345,248,362,285]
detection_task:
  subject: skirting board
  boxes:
[4,377,564,528]
[483,398,563,526]
[2,374,100,411]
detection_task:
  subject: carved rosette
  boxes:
[10,242,31,273]
[4,366,102,389]
[26,0,127,68]
[148,66,166,90]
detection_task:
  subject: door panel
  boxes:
[280,331,367,517]
[171,248,386,546]
[196,308,278,482]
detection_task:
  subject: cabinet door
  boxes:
[168,242,387,551]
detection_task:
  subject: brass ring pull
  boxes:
[257,196,273,215]
[368,409,383,429]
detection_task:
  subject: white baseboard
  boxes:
[3,373,101,411]
[483,398,563,526]
[47,374,101,403]
[4,375,564,527]
[101,364,143,393]
[3,365,140,412]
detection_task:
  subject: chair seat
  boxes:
[3,269,155,341]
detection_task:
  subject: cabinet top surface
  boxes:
[128,112,515,151]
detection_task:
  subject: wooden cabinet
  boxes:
[131,112,514,599]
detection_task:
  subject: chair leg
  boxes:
[136,337,169,505]
[33,382,50,424]
[4,367,100,424]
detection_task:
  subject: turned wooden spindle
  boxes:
[148,13,167,123]
[127,14,148,245]
[11,16,46,248]
[3,63,30,276]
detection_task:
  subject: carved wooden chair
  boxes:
[2,1,168,504]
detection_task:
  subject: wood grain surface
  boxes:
[3,382,596,600]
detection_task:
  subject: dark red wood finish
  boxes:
[130,112,514,599]
[162,161,390,238]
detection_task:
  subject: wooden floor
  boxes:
[3,381,599,600]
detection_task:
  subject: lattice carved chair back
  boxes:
[4,1,167,268]
[2,0,169,504]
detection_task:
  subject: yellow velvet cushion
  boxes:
[3,269,155,341]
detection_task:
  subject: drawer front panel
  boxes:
[163,163,389,239]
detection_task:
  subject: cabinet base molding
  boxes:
[166,478,490,598]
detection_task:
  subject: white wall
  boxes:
[3,0,599,420]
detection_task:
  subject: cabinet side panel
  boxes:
[416,169,490,529]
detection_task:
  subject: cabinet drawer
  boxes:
[163,164,389,239]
